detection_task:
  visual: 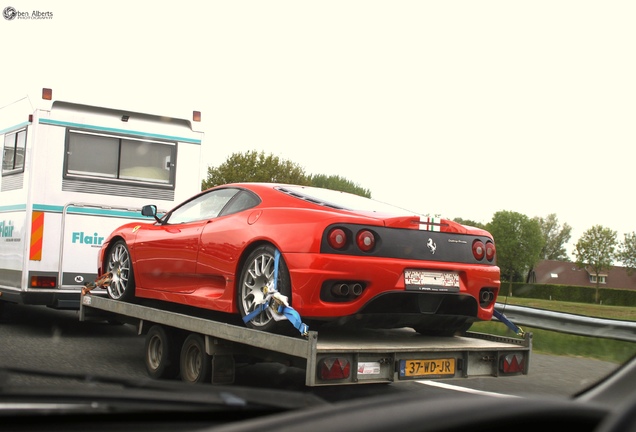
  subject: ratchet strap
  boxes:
[242,249,309,337]
[82,272,113,295]
[493,308,525,337]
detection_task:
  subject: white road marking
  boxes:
[416,380,520,398]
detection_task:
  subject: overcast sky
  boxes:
[2,1,635,258]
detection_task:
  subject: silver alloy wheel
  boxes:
[106,241,132,300]
[240,251,276,328]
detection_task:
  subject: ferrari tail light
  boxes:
[472,240,485,260]
[485,241,496,261]
[356,230,375,252]
[318,357,351,380]
[328,228,347,250]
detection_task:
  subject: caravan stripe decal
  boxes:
[38,118,202,144]
[0,204,152,220]
[29,211,44,261]
[32,204,151,220]
[0,121,30,135]
[0,204,27,213]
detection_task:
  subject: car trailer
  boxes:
[80,293,531,387]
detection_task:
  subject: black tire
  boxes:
[180,333,211,384]
[237,244,292,334]
[105,240,136,302]
[145,325,182,380]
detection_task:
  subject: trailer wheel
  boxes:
[105,240,136,302]
[237,244,293,334]
[180,333,211,384]
[145,325,181,380]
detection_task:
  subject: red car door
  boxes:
[132,220,207,293]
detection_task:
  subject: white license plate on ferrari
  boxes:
[399,358,456,379]
[404,270,459,292]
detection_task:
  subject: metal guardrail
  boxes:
[495,303,636,343]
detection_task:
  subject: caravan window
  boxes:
[2,128,27,175]
[65,130,176,187]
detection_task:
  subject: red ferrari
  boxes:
[98,183,500,336]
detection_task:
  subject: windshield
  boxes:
[2,2,636,431]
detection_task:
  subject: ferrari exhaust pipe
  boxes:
[351,283,363,296]
[479,289,495,306]
[330,282,365,298]
[332,284,350,297]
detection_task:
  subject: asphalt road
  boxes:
[0,302,620,402]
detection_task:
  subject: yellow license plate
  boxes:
[400,358,456,378]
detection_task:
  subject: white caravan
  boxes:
[0,88,204,309]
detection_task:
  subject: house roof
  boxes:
[530,260,636,290]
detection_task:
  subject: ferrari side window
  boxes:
[168,188,240,224]
[220,190,261,216]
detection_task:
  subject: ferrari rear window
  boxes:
[277,186,416,216]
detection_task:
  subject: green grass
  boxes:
[470,296,636,364]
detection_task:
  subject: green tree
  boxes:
[201,151,372,198]
[573,225,618,304]
[201,150,310,190]
[486,210,544,296]
[618,231,636,275]
[308,174,371,198]
[534,213,572,261]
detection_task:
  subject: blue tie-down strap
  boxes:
[242,301,270,324]
[493,308,525,337]
[242,249,309,337]
[277,304,309,337]
[242,300,309,337]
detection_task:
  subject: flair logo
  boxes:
[72,232,105,245]
[0,220,15,238]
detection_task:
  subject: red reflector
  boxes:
[30,276,57,288]
[193,111,201,122]
[319,357,351,380]
[42,88,52,100]
[500,353,525,374]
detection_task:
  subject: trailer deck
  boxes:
[80,293,531,386]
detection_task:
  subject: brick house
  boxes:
[528,259,636,290]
